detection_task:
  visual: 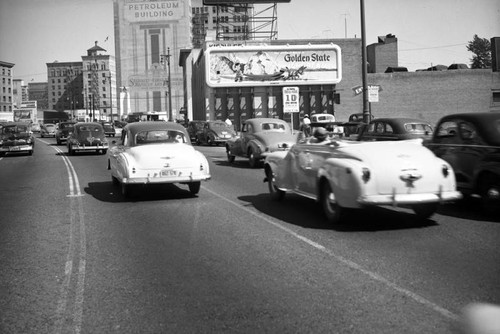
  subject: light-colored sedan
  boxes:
[108,121,211,197]
[263,133,462,223]
[40,123,57,138]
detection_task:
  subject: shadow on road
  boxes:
[436,198,500,223]
[84,181,196,203]
[238,193,438,232]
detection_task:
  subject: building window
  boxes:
[493,91,500,103]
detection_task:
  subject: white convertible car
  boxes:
[108,121,211,197]
[263,131,462,223]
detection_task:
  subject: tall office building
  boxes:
[113,0,192,120]
[0,61,15,114]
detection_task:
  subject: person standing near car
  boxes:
[300,114,311,137]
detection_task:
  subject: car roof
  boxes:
[245,117,287,125]
[437,112,500,145]
[125,121,188,137]
[370,117,431,124]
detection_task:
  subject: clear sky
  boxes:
[1,0,499,83]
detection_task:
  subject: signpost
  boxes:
[283,86,299,130]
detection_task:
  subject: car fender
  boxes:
[226,137,241,155]
[317,158,367,208]
[247,139,264,158]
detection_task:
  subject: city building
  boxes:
[0,61,15,119]
[46,61,84,115]
[367,34,399,73]
[28,82,49,110]
[81,42,116,122]
[12,79,28,108]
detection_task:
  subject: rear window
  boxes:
[135,130,187,145]
[261,122,286,131]
[404,123,432,133]
[76,125,103,134]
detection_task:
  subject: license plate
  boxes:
[161,169,178,177]
[10,146,20,151]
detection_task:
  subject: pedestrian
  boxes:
[300,114,311,137]
[225,118,233,126]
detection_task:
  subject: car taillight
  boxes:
[442,165,449,178]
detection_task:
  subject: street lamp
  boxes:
[360,0,370,123]
[108,74,113,123]
[161,48,173,121]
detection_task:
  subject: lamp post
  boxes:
[360,0,370,123]
[161,48,173,121]
[108,74,113,123]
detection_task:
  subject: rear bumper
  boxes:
[358,190,462,206]
[122,174,211,185]
[70,144,108,151]
[0,145,33,152]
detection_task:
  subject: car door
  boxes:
[240,122,253,156]
[294,140,332,196]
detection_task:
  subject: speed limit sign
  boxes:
[283,87,300,113]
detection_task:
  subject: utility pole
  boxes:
[108,74,113,123]
[360,0,370,123]
[160,48,172,121]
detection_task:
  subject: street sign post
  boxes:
[283,86,300,130]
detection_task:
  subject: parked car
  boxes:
[343,113,373,138]
[55,121,76,144]
[226,118,297,168]
[187,120,205,143]
[101,122,116,137]
[196,120,237,145]
[357,117,433,141]
[0,122,35,156]
[40,123,57,138]
[107,121,211,197]
[67,122,109,155]
[263,132,461,223]
[425,112,500,213]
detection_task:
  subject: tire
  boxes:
[57,139,61,145]
[320,181,343,224]
[188,181,201,195]
[207,137,213,146]
[226,147,235,163]
[266,167,285,201]
[121,183,130,197]
[412,203,438,219]
[111,175,119,186]
[479,175,500,215]
[28,150,33,156]
[68,146,74,156]
[248,149,259,168]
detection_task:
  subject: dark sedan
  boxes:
[196,120,236,146]
[425,112,500,213]
[0,122,35,156]
[67,122,109,155]
[56,121,76,144]
[357,117,433,141]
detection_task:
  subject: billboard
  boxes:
[124,1,184,22]
[205,44,341,88]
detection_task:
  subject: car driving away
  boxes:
[55,121,76,145]
[196,120,237,146]
[107,121,211,197]
[264,129,462,224]
[67,122,109,155]
[226,117,297,168]
[425,112,500,214]
[101,122,116,137]
[40,123,57,138]
[357,117,433,141]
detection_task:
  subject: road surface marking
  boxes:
[202,186,459,321]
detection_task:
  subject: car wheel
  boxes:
[68,146,73,155]
[412,203,438,219]
[248,149,259,168]
[207,137,213,146]
[57,139,61,145]
[111,175,119,186]
[320,181,343,224]
[188,181,201,195]
[28,150,33,156]
[121,183,131,197]
[266,167,284,201]
[479,175,500,214]
[226,147,235,163]
[101,149,107,155]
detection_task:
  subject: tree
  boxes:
[467,35,491,69]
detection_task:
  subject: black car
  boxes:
[56,121,76,144]
[102,123,116,137]
[187,120,205,143]
[67,122,109,155]
[0,122,35,156]
[426,112,500,213]
[357,117,433,141]
[195,120,237,145]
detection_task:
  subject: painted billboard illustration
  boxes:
[205,44,342,88]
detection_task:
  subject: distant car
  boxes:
[196,120,237,145]
[343,113,373,138]
[425,112,500,213]
[187,121,205,143]
[263,133,462,223]
[225,118,297,168]
[0,122,35,156]
[55,121,76,144]
[311,113,335,123]
[107,121,211,197]
[102,123,116,137]
[357,117,433,141]
[40,123,57,138]
[31,123,41,132]
[67,122,109,155]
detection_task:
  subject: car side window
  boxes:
[375,122,384,133]
[385,124,394,134]
[459,122,483,144]
[436,121,458,138]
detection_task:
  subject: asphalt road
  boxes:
[1,135,499,333]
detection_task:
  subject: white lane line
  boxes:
[202,186,459,321]
[43,140,87,334]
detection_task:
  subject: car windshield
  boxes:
[76,125,103,135]
[260,122,286,131]
[2,125,29,134]
[210,122,232,130]
[404,123,433,133]
[135,130,187,145]
[59,123,74,129]
[45,124,55,129]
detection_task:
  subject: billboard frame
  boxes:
[205,44,342,88]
